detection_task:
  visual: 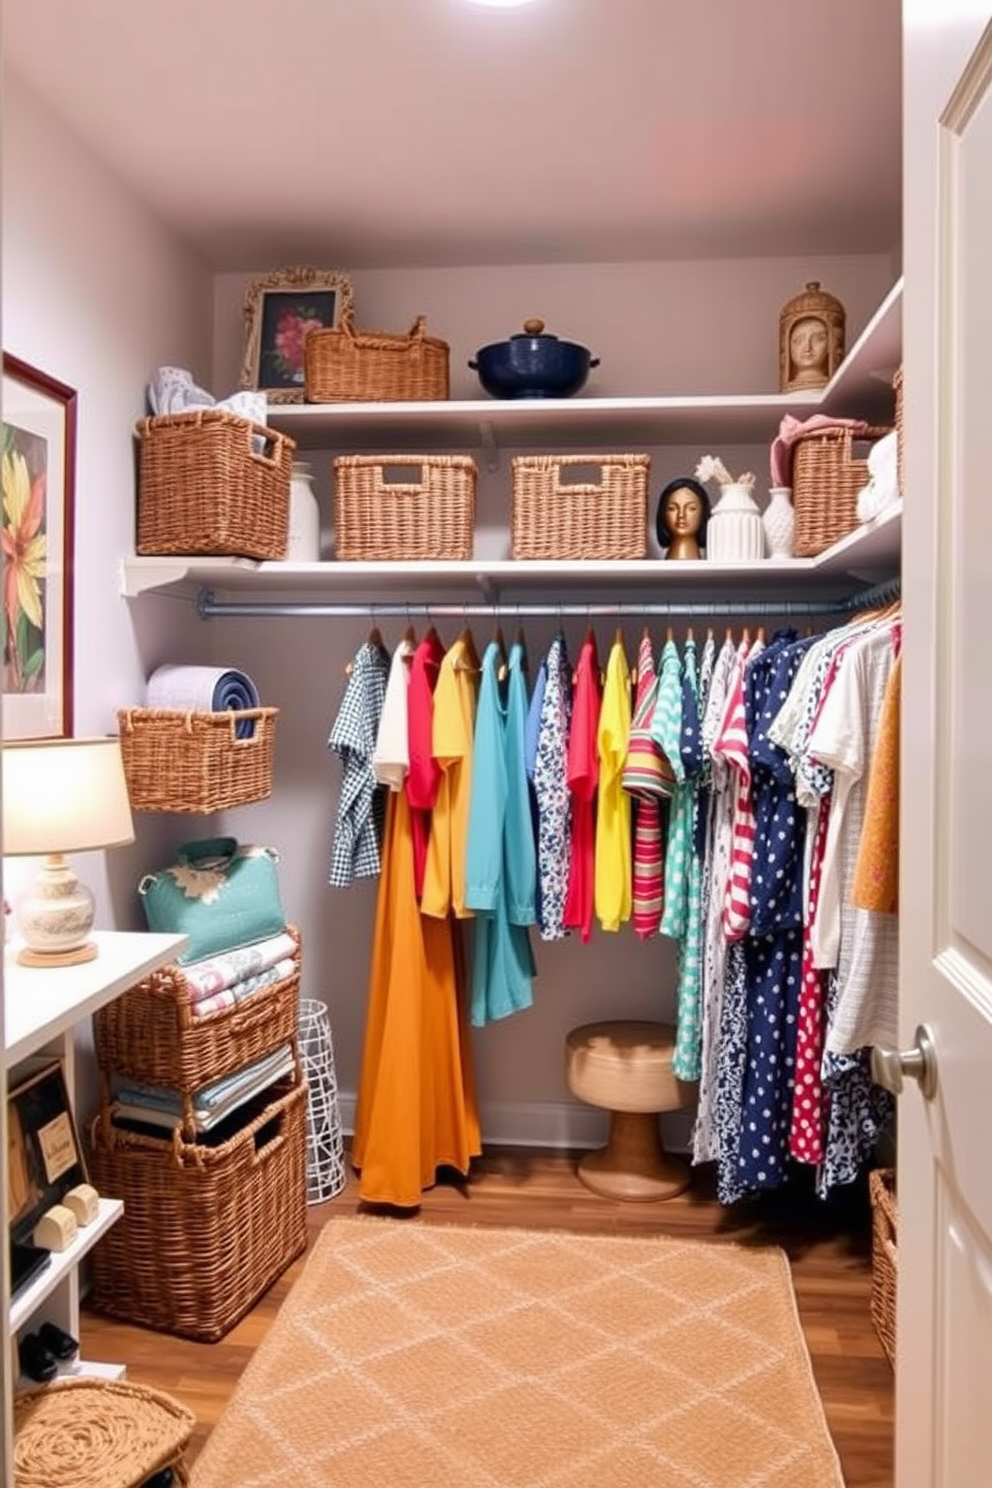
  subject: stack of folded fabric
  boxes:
[112,1042,297,1135]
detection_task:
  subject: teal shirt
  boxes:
[465,642,536,1026]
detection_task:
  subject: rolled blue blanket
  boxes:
[146,664,261,738]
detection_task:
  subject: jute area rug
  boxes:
[190,1216,845,1488]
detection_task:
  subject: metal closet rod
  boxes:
[195,577,900,622]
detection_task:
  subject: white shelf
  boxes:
[17,1359,127,1390]
[252,277,901,453]
[4,931,188,1072]
[120,502,902,607]
[9,1199,123,1335]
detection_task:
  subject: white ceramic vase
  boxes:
[287,461,321,562]
[705,481,764,563]
[762,486,796,560]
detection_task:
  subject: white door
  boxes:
[898,4,992,1484]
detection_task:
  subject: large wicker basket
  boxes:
[791,423,890,557]
[511,453,650,559]
[305,313,449,402]
[135,409,294,560]
[93,928,301,1102]
[117,705,277,813]
[869,1166,897,1367]
[87,1071,308,1342]
[333,453,476,560]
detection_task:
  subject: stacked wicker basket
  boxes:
[86,927,308,1343]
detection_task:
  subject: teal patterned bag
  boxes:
[138,837,286,964]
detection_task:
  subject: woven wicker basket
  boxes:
[511,453,650,560]
[869,1166,897,1367]
[893,365,904,497]
[791,424,891,557]
[305,313,449,402]
[14,1379,194,1488]
[135,409,294,560]
[333,454,476,560]
[93,928,300,1104]
[117,705,278,814]
[87,1071,309,1342]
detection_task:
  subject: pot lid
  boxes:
[510,318,560,340]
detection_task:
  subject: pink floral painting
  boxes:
[259,291,338,389]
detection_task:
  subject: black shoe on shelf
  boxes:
[37,1320,79,1361]
[18,1333,58,1384]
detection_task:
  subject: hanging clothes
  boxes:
[350,790,482,1206]
[530,632,573,942]
[350,632,481,1208]
[421,630,480,921]
[622,631,671,939]
[564,631,601,943]
[465,639,537,1025]
[405,627,445,901]
[594,632,632,933]
[671,633,706,1081]
[327,636,390,888]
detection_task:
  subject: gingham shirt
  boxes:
[328,639,391,887]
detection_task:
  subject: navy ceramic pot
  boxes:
[469,319,600,399]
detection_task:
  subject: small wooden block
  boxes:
[63,1183,100,1226]
[33,1203,78,1252]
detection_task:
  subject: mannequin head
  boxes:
[787,316,830,387]
[656,477,710,559]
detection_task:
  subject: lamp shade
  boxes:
[2,736,135,857]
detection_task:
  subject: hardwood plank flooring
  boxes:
[78,1149,895,1487]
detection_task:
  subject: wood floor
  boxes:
[79,1149,895,1487]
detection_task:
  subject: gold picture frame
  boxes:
[241,267,354,404]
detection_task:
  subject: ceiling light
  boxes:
[465,0,543,9]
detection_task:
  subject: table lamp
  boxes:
[2,736,135,967]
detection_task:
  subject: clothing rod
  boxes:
[196,577,900,621]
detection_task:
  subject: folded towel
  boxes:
[191,956,297,1017]
[146,664,261,739]
[180,930,298,1005]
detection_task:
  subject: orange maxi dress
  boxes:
[351,638,481,1207]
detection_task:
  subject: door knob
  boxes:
[870,1023,938,1101]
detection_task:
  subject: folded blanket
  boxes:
[770,414,872,488]
[115,1042,295,1115]
[180,930,298,1005]
[114,1043,297,1132]
[191,955,296,1018]
[146,664,261,739]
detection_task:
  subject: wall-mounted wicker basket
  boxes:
[117,706,278,814]
[511,453,651,560]
[791,424,891,557]
[305,313,449,402]
[333,454,476,560]
[135,410,294,560]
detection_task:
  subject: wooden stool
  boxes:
[565,1019,696,1202]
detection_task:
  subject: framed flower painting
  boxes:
[2,354,76,740]
[240,267,354,403]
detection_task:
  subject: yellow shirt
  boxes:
[594,638,632,931]
[421,632,479,919]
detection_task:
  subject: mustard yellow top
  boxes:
[421,632,479,919]
[594,637,633,932]
[851,650,900,914]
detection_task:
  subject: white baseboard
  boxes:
[335,1092,694,1155]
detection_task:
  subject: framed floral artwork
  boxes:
[240,267,354,403]
[2,353,76,740]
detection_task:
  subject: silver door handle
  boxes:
[870,1023,938,1101]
